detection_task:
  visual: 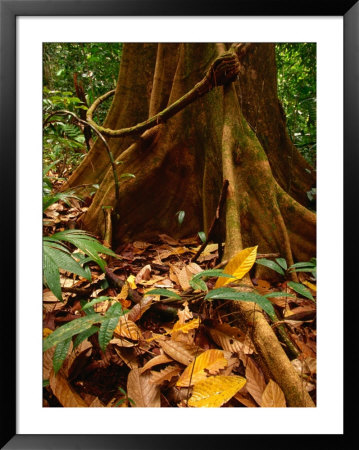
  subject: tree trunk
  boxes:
[65,42,316,408]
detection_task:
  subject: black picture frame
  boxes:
[1,0,356,448]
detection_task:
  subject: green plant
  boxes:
[256,257,316,300]
[44,298,125,374]
[43,229,116,301]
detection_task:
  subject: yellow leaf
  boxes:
[215,245,258,288]
[261,379,286,407]
[171,318,200,336]
[117,282,129,300]
[302,280,317,292]
[126,275,137,289]
[177,349,227,387]
[43,328,53,338]
[188,375,246,407]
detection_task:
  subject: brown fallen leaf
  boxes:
[139,354,174,374]
[158,339,203,366]
[150,365,182,385]
[261,380,286,407]
[49,369,88,407]
[234,391,257,407]
[114,316,142,341]
[242,357,266,406]
[209,323,254,355]
[135,264,152,283]
[127,368,161,407]
[113,346,139,369]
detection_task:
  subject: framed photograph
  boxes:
[1,0,355,448]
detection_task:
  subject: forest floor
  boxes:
[43,177,316,408]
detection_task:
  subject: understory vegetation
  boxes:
[43,42,316,408]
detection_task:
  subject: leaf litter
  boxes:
[43,198,316,408]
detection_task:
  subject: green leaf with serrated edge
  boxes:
[43,314,103,352]
[198,231,206,243]
[189,277,208,291]
[287,281,314,301]
[53,337,72,374]
[146,289,181,299]
[256,258,285,275]
[73,326,99,350]
[82,296,110,310]
[205,288,276,319]
[264,292,295,298]
[98,303,124,351]
[275,258,288,270]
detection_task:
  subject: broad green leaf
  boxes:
[287,281,314,301]
[98,303,124,351]
[82,296,110,311]
[146,289,181,299]
[275,258,287,270]
[205,288,276,320]
[53,337,72,374]
[189,277,208,292]
[50,229,116,272]
[73,326,99,350]
[256,258,285,276]
[43,314,103,351]
[215,246,258,288]
[44,243,90,280]
[43,249,62,301]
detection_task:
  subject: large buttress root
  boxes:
[221,83,315,407]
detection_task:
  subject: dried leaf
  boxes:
[127,296,154,322]
[171,265,191,290]
[234,391,257,407]
[215,246,258,288]
[127,368,161,407]
[188,375,246,407]
[261,380,286,407]
[177,302,193,324]
[135,264,152,283]
[177,349,228,387]
[159,339,203,366]
[150,365,182,385]
[113,346,139,369]
[49,369,88,407]
[243,357,266,406]
[126,274,137,289]
[140,354,174,374]
[171,317,200,337]
[209,323,254,354]
[114,316,142,341]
